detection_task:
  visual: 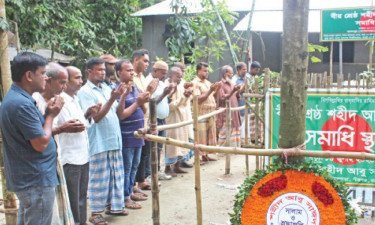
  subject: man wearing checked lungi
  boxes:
[78,57,128,225]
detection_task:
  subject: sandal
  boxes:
[104,209,129,216]
[131,194,147,201]
[134,192,148,197]
[138,182,152,190]
[89,214,108,225]
[125,200,142,209]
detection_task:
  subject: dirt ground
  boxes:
[95,154,374,225]
[0,154,373,224]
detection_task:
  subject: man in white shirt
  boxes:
[56,66,101,225]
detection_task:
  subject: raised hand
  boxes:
[111,82,126,100]
[168,83,177,97]
[136,92,150,105]
[46,95,65,118]
[183,88,193,98]
[85,102,102,119]
[123,83,132,97]
[163,83,174,95]
[183,82,193,89]
[238,84,246,93]
[233,85,240,92]
[146,78,159,95]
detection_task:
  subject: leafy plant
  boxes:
[308,43,329,63]
[166,0,238,64]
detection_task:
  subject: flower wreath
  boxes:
[229,161,358,225]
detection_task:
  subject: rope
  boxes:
[277,141,306,164]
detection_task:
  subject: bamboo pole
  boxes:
[242,93,264,98]
[262,69,270,169]
[134,133,375,161]
[356,73,360,89]
[244,77,249,176]
[0,2,18,224]
[138,108,226,134]
[330,42,333,78]
[369,41,374,74]
[254,76,260,169]
[323,71,327,88]
[209,0,238,65]
[0,0,12,94]
[347,73,351,89]
[225,100,231,175]
[329,73,333,89]
[192,96,203,225]
[0,135,17,225]
[149,99,160,225]
[337,73,342,89]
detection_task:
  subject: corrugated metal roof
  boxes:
[234,10,321,33]
[132,0,375,17]
[234,0,375,32]
[132,0,253,17]
[8,47,74,63]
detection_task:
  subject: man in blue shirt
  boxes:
[0,52,64,225]
[116,59,150,210]
[77,58,128,224]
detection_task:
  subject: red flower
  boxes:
[257,175,287,197]
[312,181,334,206]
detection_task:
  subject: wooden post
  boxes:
[254,76,260,169]
[149,99,160,225]
[244,78,249,175]
[193,96,203,225]
[0,135,18,225]
[330,42,333,78]
[356,73,360,89]
[369,41,373,74]
[0,0,12,94]
[225,100,231,175]
[262,69,270,168]
[0,1,18,224]
[317,74,321,88]
[347,73,351,89]
[337,74,342,89]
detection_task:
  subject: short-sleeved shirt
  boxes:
[56,92,90,166]
[77,80,122,156]
[234,74,252,116]
[145,74,169,119]
[0,84,58,192]
[117,84,145,148]
[192,77,216,115]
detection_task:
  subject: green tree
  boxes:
[5,0,143,70]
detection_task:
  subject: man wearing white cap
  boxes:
[99,54,119,90]
[145,61,174,180]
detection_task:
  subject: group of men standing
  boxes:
[0,49,260,225]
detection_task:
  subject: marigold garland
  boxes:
[241,170,345,224]
[229,162,358,225]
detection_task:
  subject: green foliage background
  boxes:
[5,0,160,71]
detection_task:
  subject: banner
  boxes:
[265,89,375,188]
[321,7,375,41]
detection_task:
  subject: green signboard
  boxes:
[321,7,375,41]
[265,89,375,188]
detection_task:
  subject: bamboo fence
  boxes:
[138,74,375,224]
